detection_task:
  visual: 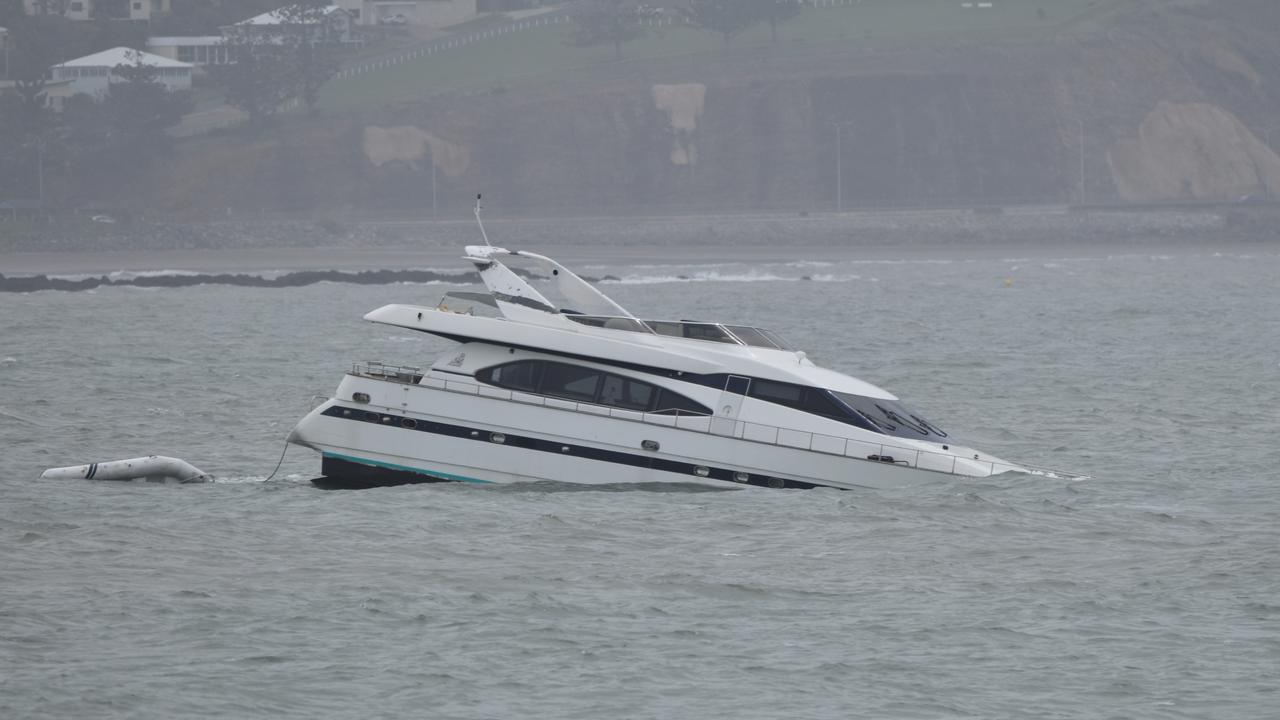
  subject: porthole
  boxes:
[353,392,370,404]
[694,466,710,477]
[365,411,380,422]
[401,418,417,429]
[491,433,506,444]
[733,472,749,483]
[768,478,786,489]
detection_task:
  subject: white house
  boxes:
[226,4,355,44]
[147,36,231,66]
[24,0,171,22]
[50,47,192,99]
[334,0,476,28]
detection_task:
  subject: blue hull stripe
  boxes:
[321,451,492,484]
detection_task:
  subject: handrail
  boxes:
[347,365,1088,481]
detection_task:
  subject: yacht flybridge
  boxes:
[290,242,1083,490]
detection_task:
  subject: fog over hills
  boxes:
[4,0,1280,251]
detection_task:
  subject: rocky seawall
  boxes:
[0,206,1256,258]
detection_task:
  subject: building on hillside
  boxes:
[335,0,476,28]
[23,0,171,22]
[50,47,191,98]
[225,4,354,44]
[147,36,231,66]
[475,0,533,12]
[0,77,75,110]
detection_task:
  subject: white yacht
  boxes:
[290,235,1082,490]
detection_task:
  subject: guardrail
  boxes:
[349,363,1086,480]
[334,12,570,81]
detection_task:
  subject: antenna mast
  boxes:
[474,193,492,248]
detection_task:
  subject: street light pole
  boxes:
[1076,117,1086,206]
[830,121,844,213]
[36,138,44,206]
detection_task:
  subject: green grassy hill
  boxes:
[319,0,1111,111]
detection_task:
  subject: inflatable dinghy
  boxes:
[40,456,211,483]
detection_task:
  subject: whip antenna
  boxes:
[474,193,492,247]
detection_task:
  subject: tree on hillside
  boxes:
[211,1,341,126]
[209,38,296,128]
[57,55,193,202]
[752,0,802,44]
[277,0,341,115]
[685,0,757,47]
[568,0,646,61]
[0,0,25,25]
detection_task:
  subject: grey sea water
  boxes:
[1,242,1278,719]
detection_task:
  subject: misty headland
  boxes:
[2,0,1279,265]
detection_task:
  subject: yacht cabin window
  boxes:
[830,391,949,440]
[477,360,712,416]
[739,378,949,440]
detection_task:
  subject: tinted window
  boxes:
[600,374,654,411]
[749,379,802,404]
[478,360,711,416]
[747,380,878,431]
[652,389,711,416]
[488,360,541,392]
[831,391,949,440]
[542,363,601,402]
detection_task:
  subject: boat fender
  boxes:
[40,456,212,483]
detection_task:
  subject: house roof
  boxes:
[239,4,346,25]
[147,36,227,47]
[54,47,193,69]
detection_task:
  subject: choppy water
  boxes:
[2,243,1278,719]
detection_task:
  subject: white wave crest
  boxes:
[605,271,792,285]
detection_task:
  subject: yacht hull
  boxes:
[291,376,963,491]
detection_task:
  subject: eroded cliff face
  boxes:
[1108,101,1280,201]
[337,72,1066,215]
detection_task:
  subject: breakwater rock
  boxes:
[0,268,478,294]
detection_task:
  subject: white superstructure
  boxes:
[290,242,1083,490]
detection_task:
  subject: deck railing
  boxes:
[349,363,1086,480]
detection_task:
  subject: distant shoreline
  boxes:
[2,207,1275,276]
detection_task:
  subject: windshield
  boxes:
[830,391,949,441]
